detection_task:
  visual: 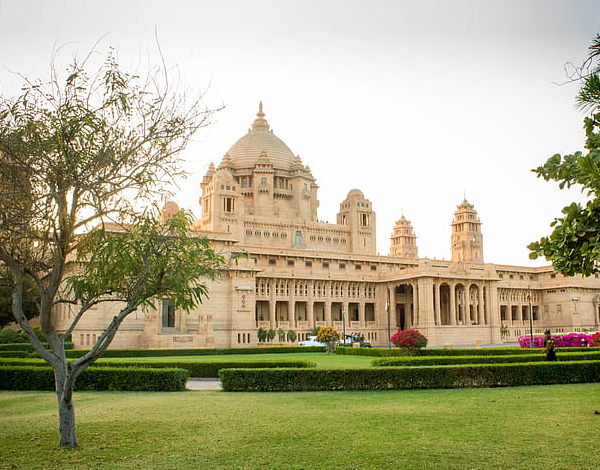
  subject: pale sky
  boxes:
[1,0,599,266]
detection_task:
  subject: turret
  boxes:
[390,215,418,258]
[451,199,483,263]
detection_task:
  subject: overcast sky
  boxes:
[1,0,599,266]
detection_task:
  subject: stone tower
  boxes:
[336,189,377,255]
[451,199,483,263]
[389,215,418,259]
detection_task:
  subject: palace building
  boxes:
[58,103,600,349]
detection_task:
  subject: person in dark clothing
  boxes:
[543,329,557,361]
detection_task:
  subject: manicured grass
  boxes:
[1,383,599,469]
[95,352,375,369]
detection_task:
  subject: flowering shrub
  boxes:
[518,332,600,348]
[391,329,428,355]
[592,332,600,346]
[317,326,340,355]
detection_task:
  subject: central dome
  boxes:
[225,103,297,170]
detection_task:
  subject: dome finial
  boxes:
[252,101,270,131]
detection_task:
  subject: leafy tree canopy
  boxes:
[529,34,600,276]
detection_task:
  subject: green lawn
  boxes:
[95,351,375,369]
[1,383,599,470]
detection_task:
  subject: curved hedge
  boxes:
[0,358,316,378]
[220,361,600,391]
[0,366,189,391]
[372,351,600,367]
[0,342,74,352]
[65,346,324,358]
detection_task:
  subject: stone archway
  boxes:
[394,284,414,329]
[439,283,451,325]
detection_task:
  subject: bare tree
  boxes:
[0,47,228,447]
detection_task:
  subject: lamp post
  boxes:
[528,286,534,349]
[342,307,346,345]
[386,295,391,349]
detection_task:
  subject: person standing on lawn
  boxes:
[544,330,557,361]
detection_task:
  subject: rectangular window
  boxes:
[162,299,175,328]
[287,260,295,266]
[268,259,277,265]
[322,262,329,269]
[339,263,346,269]
[223,197,235,213]
[305,261,312,267]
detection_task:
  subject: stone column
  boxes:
[307,301,315,327]
[449,282,456,325]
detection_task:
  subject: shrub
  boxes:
[287,330,297,343]
[220,361,600,391]
[591,332,600,346]
[371,351,600,367]
[0,328,26,344]
[0,358,316,378]
[0,366,189,391]
[257,327,267,342]
[390,329,428,355]
[317,326,340,355]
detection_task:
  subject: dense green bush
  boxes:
[98,360,315,378]
[0,342,74,352]
[220,361,600,391]
[0,358,315,378]
[65,345,323,358]
[0,351,29,358]
[0,366,189,391]
[0,328,27,344]
[372,351,600,367]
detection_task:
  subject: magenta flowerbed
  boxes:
[518,332,599,348]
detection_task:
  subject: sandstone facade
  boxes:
[54,103,600,349]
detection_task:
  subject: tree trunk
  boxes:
[57,391,78,448]
[54,364,79,448]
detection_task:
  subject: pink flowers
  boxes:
[518,332,599,348]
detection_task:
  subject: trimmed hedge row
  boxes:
[0,351,29,358]
[220,361,600,391]
[64,345,324,358]
[336,346,600,357]
[0,358,316,378]
[371,351,600,367]
[0,366,189,391]
[0,342,74,352]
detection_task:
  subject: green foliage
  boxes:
[277,328,285,342]
[529,34,600,274]
[267,328,276,342]
[69,210,228,312]
[0,327,26,344]
[371,351,600,367]
[257,327,267,342]
[0,366,189,391]
[287,330,297,343]
[0,358,316,378]
[0,341,73,352]
[220,361,600,391]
